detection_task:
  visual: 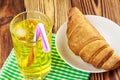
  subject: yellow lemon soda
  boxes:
[11,19,51,79]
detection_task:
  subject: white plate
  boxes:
[55,15,120,73]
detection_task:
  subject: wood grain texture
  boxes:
[24,0,71,33]
[0,0,25,68]
[72,0,120,25]
[1,0,120,80]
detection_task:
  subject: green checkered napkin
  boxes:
[0,35,90,80]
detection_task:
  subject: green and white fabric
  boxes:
[0,35,90,80]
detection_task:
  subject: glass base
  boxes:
[23,77,43,80]
[23,71,49,80]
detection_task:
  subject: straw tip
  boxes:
[37,23,44,27]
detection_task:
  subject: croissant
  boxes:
[66,7,120,70]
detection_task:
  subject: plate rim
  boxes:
[55,15,120,73]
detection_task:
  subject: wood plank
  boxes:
[0,0,25,68]
[24,0,71,33]
[53,0,71,33]
[72,0,120,25]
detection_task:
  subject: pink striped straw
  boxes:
[33,23,50,52]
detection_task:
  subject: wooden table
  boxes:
[0,0,120,80]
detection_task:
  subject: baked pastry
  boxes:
[66,7,120,70]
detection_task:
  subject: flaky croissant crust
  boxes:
[66,7,120,70]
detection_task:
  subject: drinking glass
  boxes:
[10,11,52,80]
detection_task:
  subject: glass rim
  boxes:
[10,11,53,44]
